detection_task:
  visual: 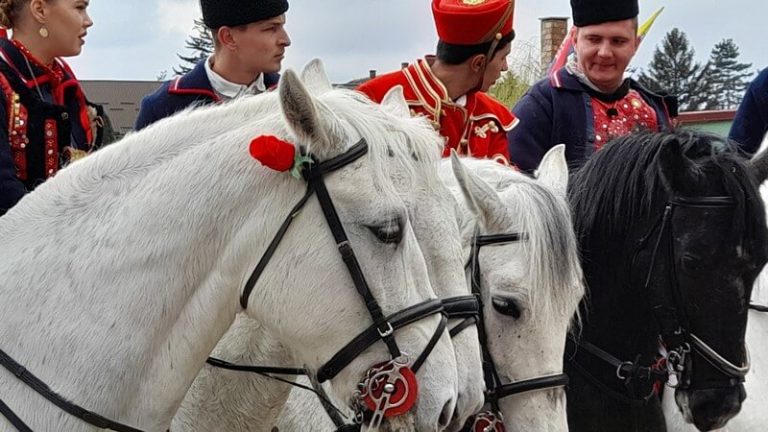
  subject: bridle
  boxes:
[0,139,445,432]
[569,196,751,405]
[456,230,569,432]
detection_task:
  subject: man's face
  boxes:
[480,42,511,92]
[230,14,291,75]
[573,19,639,93]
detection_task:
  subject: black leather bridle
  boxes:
[569,196,751,404]
[457,231,570,431]
[237,139,452,429]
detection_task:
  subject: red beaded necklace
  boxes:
[10,39,64,90]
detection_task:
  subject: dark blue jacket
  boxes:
[729,68,768,155]
[508,68,677,172]
[0,39,92,216]
[134,60,280,130]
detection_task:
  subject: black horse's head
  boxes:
[570,131,768,431]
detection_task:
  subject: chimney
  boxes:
[369,69,377,79]
[539,17,569,74]
[401,62,409,69]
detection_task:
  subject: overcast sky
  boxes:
[67,0,765,84]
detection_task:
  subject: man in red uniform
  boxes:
[358,0,518,164]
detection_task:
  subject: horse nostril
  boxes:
[439,399,456,428]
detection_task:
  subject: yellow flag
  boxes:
[638,7,664,41]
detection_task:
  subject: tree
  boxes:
[489,38,539,107]
[174,18,214,76]
[706,39,752,110]
[489,71,530,108]
[638,28,712,111]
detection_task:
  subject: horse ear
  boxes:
[380,86,411,118]
[658,137,697,193]
[450,151,503,228]
[300,58,333,96]
[535,144,569,196]
[279,69,332,152]
[747,147,768,184]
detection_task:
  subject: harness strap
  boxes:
[0,349,145,432]
[205,357,307,376]
[496,373,569,399]
[412,315,448,373]
[317,299,444,383]
[750,303,768,312]
[0,397,33,432]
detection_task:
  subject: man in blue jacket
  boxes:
[730,67,768,155]
[135,0,291,130]
[507,0,677,172]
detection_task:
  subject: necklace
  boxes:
[10,39,63,101]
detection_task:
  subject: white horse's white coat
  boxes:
[277,149,585,432]
[0,66,458,431]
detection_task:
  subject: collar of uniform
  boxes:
[205,56,266,100]
[170,59,220,101]
[405,56,474,114]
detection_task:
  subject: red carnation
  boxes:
[249,135,296,172]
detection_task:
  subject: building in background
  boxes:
[80,81,163,142]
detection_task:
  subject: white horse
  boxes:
[171,65,485,431]
[664,139,768,432]
[0,66,460,431]
[277,149,585,432]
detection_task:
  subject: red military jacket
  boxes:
[358,57,518,164]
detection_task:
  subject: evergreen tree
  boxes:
[174,18,214,76]
[706,39,753,110]
[638,28,712,111]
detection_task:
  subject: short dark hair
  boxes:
[436,31,515,65]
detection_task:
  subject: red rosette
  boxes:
[249,135,296,172]
[360,362,419,418]
[471,411,506,432]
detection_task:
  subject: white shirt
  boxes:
[204,55,266,101]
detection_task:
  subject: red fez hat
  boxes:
[432,0,515,45]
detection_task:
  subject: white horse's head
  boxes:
[0,64,460,431]
[442,147,585,432]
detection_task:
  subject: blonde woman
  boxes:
[0,0,93,216]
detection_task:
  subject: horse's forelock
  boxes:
[459,159,584,323]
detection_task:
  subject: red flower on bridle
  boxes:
[249,135,296,172]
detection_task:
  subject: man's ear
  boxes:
[470,54,487,72]
[216,27,237,51]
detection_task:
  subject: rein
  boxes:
[568,196,751,404]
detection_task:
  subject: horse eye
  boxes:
[367,219,403,244]
[491,296,522,319]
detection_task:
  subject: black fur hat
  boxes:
[570,0,638,27]
[200,0,289,28]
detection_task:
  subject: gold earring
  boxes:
[39,26,49,38]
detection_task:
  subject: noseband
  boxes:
[456,230,569,432]
[569,196,750,405]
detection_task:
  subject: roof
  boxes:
[80,80,163,138]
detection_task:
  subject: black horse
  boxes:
[566,131,768,432]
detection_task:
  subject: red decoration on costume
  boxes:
[591,89,659,150]
[360,361,419,420]
[248,135,296,172]
[432,0,515,45]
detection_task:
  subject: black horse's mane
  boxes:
[569,130,763,246]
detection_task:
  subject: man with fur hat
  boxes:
[358,0,518,164]
[135,0,291,130]
[507,0,677,172]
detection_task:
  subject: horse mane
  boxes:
[570,130,764,246]
[459,159,584,321]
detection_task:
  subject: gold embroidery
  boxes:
[462,0,488,5]
[473,120,499,139]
